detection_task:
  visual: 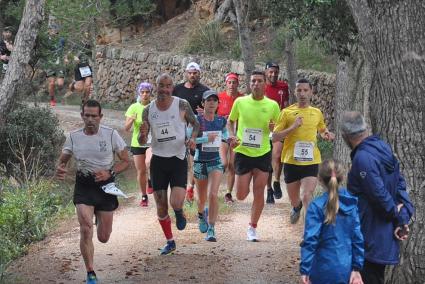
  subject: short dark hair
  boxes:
[251,70,266,80]
[296,78,312,89]
[82,99,102,115]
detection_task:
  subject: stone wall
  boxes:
[95,45,336,129]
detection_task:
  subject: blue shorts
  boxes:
[194,158,224,180]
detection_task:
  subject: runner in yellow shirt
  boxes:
[272,78,334,224]
[228,71,280,241]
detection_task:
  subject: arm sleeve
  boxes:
[62,133,73,155]
[195,136,209,144]
[300,202,323,275]
[112,130,127,152]
[125,104,135,118]
[354,152,398,220]
[351,205,364,271]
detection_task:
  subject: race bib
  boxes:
[294,141,314,161]
[242,128,263,148]
[155,122,176,142]
[201,131,222,152]
[79,66,92,78]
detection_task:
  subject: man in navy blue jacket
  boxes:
[340,111,414,284]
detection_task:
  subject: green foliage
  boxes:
[110,0,156,27]
[0,0,25,29]
[184,21,226,55]
[318,137,334,160]
[0,105,65,183]
[0,179,73,278]
[263,0,358,57]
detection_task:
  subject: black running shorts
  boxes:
[150,155,187,191]
[234,151,272,175]
[74,172,118,211]
[283,163,319,184]
[130,146,148,155]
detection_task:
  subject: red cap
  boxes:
[225,73,239,82]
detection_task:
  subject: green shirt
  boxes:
[229,94,280,157]
[125,102,146,147]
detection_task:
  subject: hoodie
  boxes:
[347,135,414,265]
[300,189,364,284]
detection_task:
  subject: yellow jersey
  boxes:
[274,104,326,165]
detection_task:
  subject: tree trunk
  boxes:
[284,37,297,104]
[347,1,425,282]
[333,59,351,166]
[0,0,45,122]
[232,0,255,92]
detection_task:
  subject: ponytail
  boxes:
[319,160,344,225]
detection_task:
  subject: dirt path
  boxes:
[6,104,303,284]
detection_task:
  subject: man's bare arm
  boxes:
[138,105,151,145]
[180,99,200,138]
[56,153,72,180]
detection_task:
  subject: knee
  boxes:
[80,223,93,239]
[97,232,111,243]
[157,207,168,218]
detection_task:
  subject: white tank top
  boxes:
[149,96,187,159]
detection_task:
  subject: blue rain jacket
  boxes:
[347,135,414,265]
[300,189,364,284]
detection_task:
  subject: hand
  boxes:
[292,116,303,129]
[94,169,111,182]
[301,275,310,284]
[55,164,67,180]
[394,224,409,241]
[196,105,204,115]
[321,130,335,141]
[228,136,240,149]
[0,55,7,61]
[186,138,196,150]
[349,271,363,284]
[397,203,403,212]
[207,132,218,142]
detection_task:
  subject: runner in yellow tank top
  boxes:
[272,78,334,224]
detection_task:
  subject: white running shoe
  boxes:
[101,182,128,198]
[247,226,259,242]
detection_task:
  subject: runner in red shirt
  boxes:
[217,72,244,203]
[264,62,289,204]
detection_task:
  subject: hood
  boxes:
[320,189,357,214]
[351,135,397,174]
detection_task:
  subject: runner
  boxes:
[138,73,200,254]
[228,71,280,241]
[173,62,209,203]
[217,72,244,203]
[264,62,289,204]
[192,90,228,241]
[125,82,153,207]
[56,99,129,284]
[272,78,334,224]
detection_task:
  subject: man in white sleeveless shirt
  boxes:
[139,73,200,255]
[56,100,129,284]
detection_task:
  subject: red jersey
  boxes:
[217,91,244,117]
[265,80,289,109]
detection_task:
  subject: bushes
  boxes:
[0,178,73,278]
[0,104,65,183]
[184,21,225,54]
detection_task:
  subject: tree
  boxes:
[346,1,425,282]
[0,0,45,121]
[232,0,255,91]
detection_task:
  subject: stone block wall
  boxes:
[95,45,336,129]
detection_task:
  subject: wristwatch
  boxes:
[109,169,116,178]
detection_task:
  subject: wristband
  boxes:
[109,169,116,178]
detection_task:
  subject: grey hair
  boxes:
[156,73,173,85]
[340,111,367,137]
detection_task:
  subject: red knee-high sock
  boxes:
[159,216,173,241]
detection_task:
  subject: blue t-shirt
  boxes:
[194,115,227,161]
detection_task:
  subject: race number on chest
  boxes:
[155,122,176,142]
[242,128,263,148]
[294,141,314,161]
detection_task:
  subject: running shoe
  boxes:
[290,203,303,224]
[50,99,56,107]
[198,208,208,233]
[147,180,154,194]
[186,186,194,202]
[266,188,275,204]
[224,192,234,203]
[247,226,259,242]
[86,271,97,284]
[160,240,176,255]
[140,195,148,207]
[273,181,283,199]
[205,226,217,242]
[175,210,187,230]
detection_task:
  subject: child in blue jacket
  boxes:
[300,159,364,284]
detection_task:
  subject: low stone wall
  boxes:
[95,45,336,129]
